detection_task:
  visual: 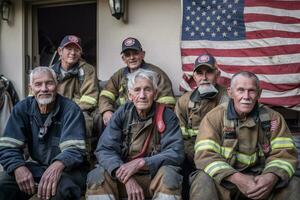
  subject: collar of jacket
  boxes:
[52,61,80,77]
[131,101,155,122]
[123,60,148,75]
[29,94,62,126]
[227,99,259,120]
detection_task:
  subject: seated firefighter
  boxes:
[51,35,99,165]
[86,69,184,200]
[99,37,176,127]
[0,67,88,200]
[190,71,300,200]
[175,53,228,199]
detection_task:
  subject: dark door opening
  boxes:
[37,3,97,68]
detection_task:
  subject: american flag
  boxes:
[180,0,300,110]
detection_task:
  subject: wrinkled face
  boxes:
[58,43,82,69]
[193,66,219,87]
[122,50,145,72]
[128,77,156,116]
[30,72,57,105]
[228,76,261,118]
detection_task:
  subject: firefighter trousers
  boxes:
[190,170,300,200]
[83,111,103,169]
[86,165,182,200]
[0,162,87,200]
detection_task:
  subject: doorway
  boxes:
[37,2,97,67]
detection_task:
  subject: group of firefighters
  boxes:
[0,35,299,200]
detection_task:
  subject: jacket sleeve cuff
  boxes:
[52,155,73,170]
[108,163,121,178]
[143,157,160,177]
[214,168,238,184]
[7,162,26,175]
[100,108,115,115]
[262,167,290,188]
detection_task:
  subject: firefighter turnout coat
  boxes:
[99,61,176,114]
[194,100,297,186]
[52,60,99,112]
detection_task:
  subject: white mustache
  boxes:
[199,80,210,85]
[240,100,253,104]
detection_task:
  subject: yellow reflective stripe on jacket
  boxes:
[180,127,198,137]
[119,97,126,105]
[80,95,97,106]
[195,139,221,153]
[0,137,24,148]
[100,90,116,101]
[119,85,124,93]
[221,147,233,159]
[195,139,259,166]
[157,96,176,105]
[59,140,86,151]
[236,152,257,165]
[195,139,233,158]
[204,161,232,177]
[271,137,296,150]
[265,159,295,178]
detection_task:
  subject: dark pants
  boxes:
[181,151,196,200]
[0,162,87,200]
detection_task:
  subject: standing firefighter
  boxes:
[99,37,176,127]
[190,71,300,200]
[0,67,87,200]
[86,69,184,200]
[175,54,228,199]
[51,35,99,165]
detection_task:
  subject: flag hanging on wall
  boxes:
[180,0,300,110]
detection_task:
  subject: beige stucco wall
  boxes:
[98,0,183,95]
[0,0,25,98]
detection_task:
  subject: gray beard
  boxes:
[36,97,54,105]
[197,83,218,94]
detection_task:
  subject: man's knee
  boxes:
[86,166,106,190]
[0,171,28,200]
[158,165,182,190]
[150,165,182,198]
[273,176,300,200]
[54,171,86,200]
[86,166,118,199]
[190,170,218,199]
[0,171,16,188]
[149,166,182,199]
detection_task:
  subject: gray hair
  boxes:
[29,66,57,85]
[230,71,260,90]
[127,69,158,91]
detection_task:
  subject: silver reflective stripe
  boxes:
[87,194,115,200]
[153,192,181,200]
[0,137,24,148]
[59,139,86,151]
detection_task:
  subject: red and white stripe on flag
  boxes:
[180,0,300,110]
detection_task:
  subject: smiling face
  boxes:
[228,75,261,118]
[128,77,156,117]
[122,49,145,72]
[30,71,57,106]
[58,43,82,70]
